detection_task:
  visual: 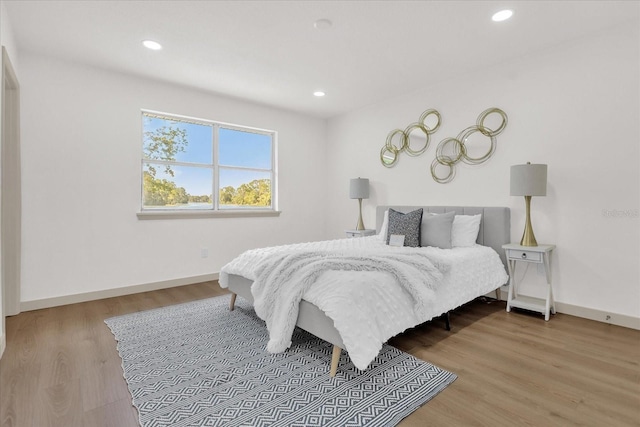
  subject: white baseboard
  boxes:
[20,273,219,312]
[554,301,640,330]
[495,287,639,330]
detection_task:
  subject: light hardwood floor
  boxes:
[1,282,638,427]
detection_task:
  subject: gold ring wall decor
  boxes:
[403,123,429,156]
[380,107,507,181]
[419,109,441,133]
[380,108,441,168]
[430,108,508,183]
[430,157,456,184]
[435,137,466,166]
[457,126,496,165]
[380,145,399,167]
[477,108,508,136]
[385,129,407,152]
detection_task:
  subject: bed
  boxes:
[220,205,510,376]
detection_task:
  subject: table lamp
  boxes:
[350,178,370,230]
[510,162,547,246]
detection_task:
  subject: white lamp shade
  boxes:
[510,163,547,196]
[349,178,369,199]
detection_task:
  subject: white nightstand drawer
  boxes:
[346,229,376,238]
[507,249,542,263]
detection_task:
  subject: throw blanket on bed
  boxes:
[220,237,507,370]
[220,242,447,355]
[250,250,445,353]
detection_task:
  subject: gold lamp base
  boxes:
[356,198,365,230]
[520,195,538,246]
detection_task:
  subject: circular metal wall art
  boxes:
[419,109,442,134]
[476,107,508,137]
[380,145,399,168]
[435,137,466,166]
[457,126,496,165]
[379,107,507,184]
[430,157,456,184]
[380,108,441,167]
[403,122,430,157]
[430,107,508,183]
[385,129,407,152]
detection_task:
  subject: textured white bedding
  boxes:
[219,236,508,370]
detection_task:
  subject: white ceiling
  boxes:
[4,0,639,118]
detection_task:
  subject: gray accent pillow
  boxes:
[386,208,423,247]
[421,211,455,249]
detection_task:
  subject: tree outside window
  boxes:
[141,112,275,211]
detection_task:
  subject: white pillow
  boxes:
[378,209,389,242]
[451,214,482,247]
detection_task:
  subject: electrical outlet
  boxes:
[201,248,209,258]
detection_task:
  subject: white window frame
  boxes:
[137,110,279,219]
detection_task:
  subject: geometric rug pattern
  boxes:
[105,295,456,427]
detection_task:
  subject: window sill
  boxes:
[137,209,281,220]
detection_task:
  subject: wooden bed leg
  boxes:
[444,312,451,331]
[330,345,341,377]
[229,293,237,311]
[495,288,501,300]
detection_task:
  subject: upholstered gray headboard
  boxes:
[376,206,510,269]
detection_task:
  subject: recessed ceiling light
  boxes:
[492,9,513,22]
[142,40,162,50]
[313,19,333,30]
[313,91,326,97]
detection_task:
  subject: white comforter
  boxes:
[219,236,508,370]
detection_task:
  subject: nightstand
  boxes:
[502,243,556,321]
[345,229,376,238]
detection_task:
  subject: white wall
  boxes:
[19,53,327,304]
[0,1,18,70]
[0,0,20,356]
[326,23,639,320]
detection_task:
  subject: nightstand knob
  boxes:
[521,253,527,259]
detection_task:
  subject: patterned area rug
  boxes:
[105,295,456,427]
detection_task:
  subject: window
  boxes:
[141,111,276,214]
